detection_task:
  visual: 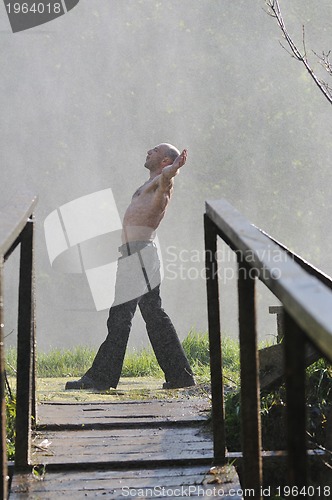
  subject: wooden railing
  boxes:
[0,192,38,498]
[204,199,332,499]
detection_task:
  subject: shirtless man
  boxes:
[66,144,196,391]
[122,144,187,243]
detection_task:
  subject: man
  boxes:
[66,143,195,391]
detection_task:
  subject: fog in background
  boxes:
[2,0,332,353]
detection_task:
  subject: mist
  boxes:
[2,0,332,352]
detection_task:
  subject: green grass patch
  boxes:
[5,329,240,382]
[224,358,332,451]
[224,358,332,491]
[6,345,97,378]
[121,349,163,377]
[6,393,16,460]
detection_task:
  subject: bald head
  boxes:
[160,143,180,163]
[144,143,180,172]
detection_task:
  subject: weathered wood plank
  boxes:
[32,425,213,464]
[33,427,210,443]
[35,448,213,464]
[10,464,243,499]
[12,465,210,487]
[237,261,262,495]
[37,398,210,427]
[204,214,226,462]
[15,220,35,468]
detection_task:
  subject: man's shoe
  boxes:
[65,375,108,391]
[162,379,196,390]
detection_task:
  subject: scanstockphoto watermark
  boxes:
[121,485,259,497]
[164,245,292,282]
[121,484,332,498]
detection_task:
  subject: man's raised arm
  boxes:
[161,149,188,183]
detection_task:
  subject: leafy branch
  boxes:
[265,0,332,105]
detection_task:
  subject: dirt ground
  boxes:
[36,377,212,402]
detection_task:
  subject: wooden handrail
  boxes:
[206,199,332,361]
[204,198,332,499]
[259,227,332,290]
[0,192,38,498]
[0,193,38,260]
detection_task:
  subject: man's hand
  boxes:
[173,149,188,170]
[161,149,188,184]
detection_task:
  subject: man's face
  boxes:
[144,144,168,170]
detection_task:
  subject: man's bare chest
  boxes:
[132,181,155,199]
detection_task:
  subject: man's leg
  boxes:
[138,286,195,388]
[83,298,139,389]
[66,250,140,390]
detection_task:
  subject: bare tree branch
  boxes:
[265,0,332,105]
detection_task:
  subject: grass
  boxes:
[224,357,332,491]
[224,357,332,450]
[5,393,16,460]
[6,345,96,379]
[4,329,240,383]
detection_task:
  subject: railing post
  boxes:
[30,253,37,425]
[237,259,262,499]
[15,218,35,468]
[0,256,8,498]
[31,319,37,425]
[204,213,226,463]
[284,311,307,487]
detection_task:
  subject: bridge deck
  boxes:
[10,392,242,499]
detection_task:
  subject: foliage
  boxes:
[224,358,332,490]
[306,359,332,448]
[182,329,211,365]
[5,393,16,460]
[224,358,332,452]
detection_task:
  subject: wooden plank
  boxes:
[31,426,213,464]
[10,464,242,499]
[259,341,320,390]
[37,398,210,427]
[284,312,308,487]
[15,220,34,468]
[206,199,332,362]
[204,214,226,462]
[238,261,262,498]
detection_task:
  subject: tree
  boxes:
[265,0,332,105]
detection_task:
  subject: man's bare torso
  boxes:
[122,174,173,243]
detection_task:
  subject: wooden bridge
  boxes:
[10,393,243,499]
[0,193,331,499]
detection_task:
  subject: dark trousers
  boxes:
[85,242,194,389]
